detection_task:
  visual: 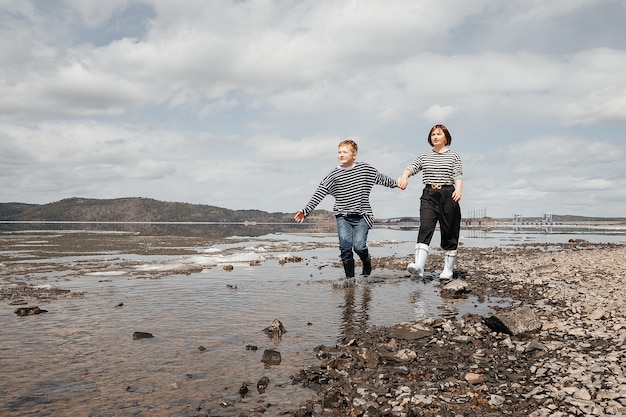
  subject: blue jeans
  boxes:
[336,215,370,264]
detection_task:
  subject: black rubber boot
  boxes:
[362,255,372,276]
[342,260,355,278]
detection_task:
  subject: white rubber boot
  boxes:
[439,250,457,279]
[407,243,429,278]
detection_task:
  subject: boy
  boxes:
[294,139,399,278]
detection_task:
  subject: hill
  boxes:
[0,197,336,236]
[0,197,295,223]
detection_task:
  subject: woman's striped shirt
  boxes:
[302,161,397,228]
[406,149,463,185]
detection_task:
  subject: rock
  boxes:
[440,279,471,298]
[14,306,48,316]
[588,308,606,320]
[464,372,485,384]
[132,331,154,340]
[524,340,547,352]
[257,376,269,393]
[263,319,286,336]
[395,349,417,361]
[387,323,433,341]
[261,349,281,365]
[483,306,542,336]
[489,394,506,406]
[531,264,558,274]
[223,264,233,271]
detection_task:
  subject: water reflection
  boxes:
[0,221,319,238]
[339,284,372,342]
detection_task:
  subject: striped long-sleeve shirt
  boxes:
[302,161,397,228]
[406,149,463,185]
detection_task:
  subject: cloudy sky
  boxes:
[1,0,625,220]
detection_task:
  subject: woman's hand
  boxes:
[397,177,409,190]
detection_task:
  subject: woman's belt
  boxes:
[426,184,454,189]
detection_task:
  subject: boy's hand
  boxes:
[294,210,305,222]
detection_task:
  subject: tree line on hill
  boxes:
[0,197,338,236]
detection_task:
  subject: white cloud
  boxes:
[0,0,625,218]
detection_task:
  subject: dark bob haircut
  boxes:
[427,124,452,146]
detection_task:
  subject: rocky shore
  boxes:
[2,234,625,416]
[289,241,626,417]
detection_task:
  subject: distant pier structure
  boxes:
[541,211,553,233]
[512,213,523,224]
[542,212,553,224]
[465,208,487,227]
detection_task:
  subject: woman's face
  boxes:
[430,128,447,147]
[337,145,357,167]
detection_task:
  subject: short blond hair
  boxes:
[338,139,358,153]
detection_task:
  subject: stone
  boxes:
[261,349,281,365]
[464,372,485,384]
[263,319,286,336]
[132,331,154,340]
[14,306,48,316]
[483,306,542,336]
[257,376,269,393]
[440,279,471,298]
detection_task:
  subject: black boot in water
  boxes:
[362,255,372,276]
[342,260,355,278]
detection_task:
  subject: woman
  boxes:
[397,124,463,279]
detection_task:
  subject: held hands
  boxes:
[294,210,305,223]
[397,176,409,190]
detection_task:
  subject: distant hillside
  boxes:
[0,197,334,224]
[0,197,334,236]
[0,202,39,219]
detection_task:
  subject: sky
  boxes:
[1,0,625,220]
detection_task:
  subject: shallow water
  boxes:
[1,226,624,416]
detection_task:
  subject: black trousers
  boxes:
[417,186,461,251]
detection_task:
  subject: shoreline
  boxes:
[289,241,626,416]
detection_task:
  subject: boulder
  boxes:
[483,306,542,336]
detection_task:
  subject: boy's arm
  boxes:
[375,171,399,189]
[294,183,329,222]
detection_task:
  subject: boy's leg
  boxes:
[352,216,371,275]
[336,216,355,278]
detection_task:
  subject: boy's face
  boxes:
[337,145,357,167]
